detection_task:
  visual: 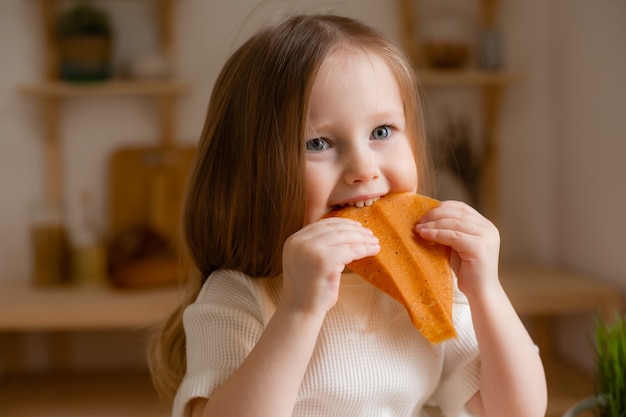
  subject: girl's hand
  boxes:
[418,201,547,417]
[282,217,380,315]
[415,200,500,300]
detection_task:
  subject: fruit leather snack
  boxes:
[325,192,456,344]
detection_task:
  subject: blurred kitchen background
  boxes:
[0,0,624,416]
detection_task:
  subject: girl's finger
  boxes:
[416,226,481,254]
[418,200,480,223]
[292,219,374,245]
[416,217,484,237]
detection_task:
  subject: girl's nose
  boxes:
[343,145,379,184]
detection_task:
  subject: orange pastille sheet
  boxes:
[324,192,456,344]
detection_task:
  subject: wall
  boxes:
[553,0,626,288]
[0,0,624,371]
[551,0,626,370]
[499,0,559,262]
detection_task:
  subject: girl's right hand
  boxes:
[281,217,380,315]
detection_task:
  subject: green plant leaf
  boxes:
[594,313,626,417]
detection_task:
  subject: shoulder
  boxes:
[186,270,282,325]
[195,269,257,303]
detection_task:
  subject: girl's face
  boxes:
[303,50,418,224]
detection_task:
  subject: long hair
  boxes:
[148,13,431,400]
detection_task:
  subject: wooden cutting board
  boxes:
[108,145,196,245]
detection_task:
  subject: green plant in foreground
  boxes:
[595,314,626,417]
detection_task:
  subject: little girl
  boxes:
[150,14,547,417]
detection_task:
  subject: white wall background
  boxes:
[550,0,626,369]
[1,0,624,371]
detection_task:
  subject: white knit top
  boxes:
[173,270,480,417]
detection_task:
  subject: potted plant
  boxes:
[57,2,113,81]
[563,314,626,417]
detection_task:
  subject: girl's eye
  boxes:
[306,137,330,152]
[371,125,392,140]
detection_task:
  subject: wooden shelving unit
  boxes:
[397,0,522,222]
[6,1,188,415]
[22,0,189,209]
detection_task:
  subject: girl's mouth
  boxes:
[335,196,381,209]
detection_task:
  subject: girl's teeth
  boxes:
[348,197,379,208]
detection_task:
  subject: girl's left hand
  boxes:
[415,200,500,300]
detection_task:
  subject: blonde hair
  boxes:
[148,13,431,400]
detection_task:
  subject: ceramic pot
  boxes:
[59,35,112,81]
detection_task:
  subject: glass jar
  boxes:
[30,202,71,286]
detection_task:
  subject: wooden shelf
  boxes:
[7,1,183,414]
[1,262,620,331]
[418,69,523,86]
[0,281,183,331]
[19,79,190,98]
[0,371,170,417]
[23,0,187,209]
